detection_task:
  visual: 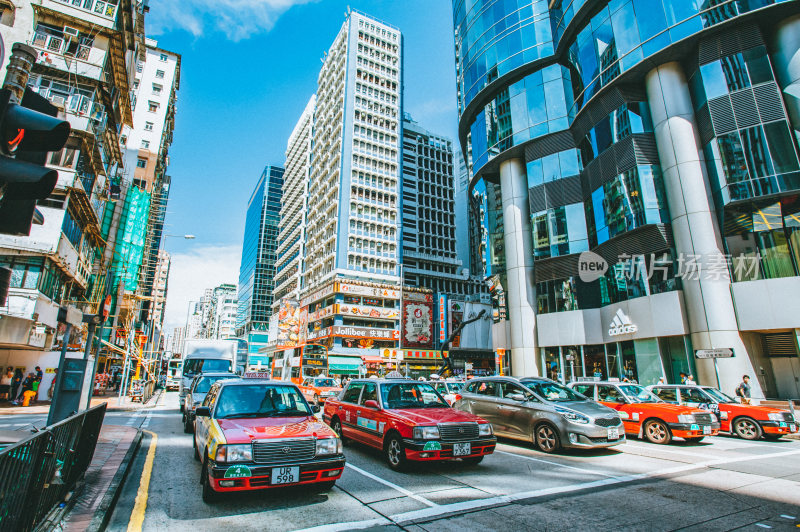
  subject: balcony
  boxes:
[42,0,119,29]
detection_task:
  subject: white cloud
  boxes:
[147,0,317,41]
[162,243,242,335]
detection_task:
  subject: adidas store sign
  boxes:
[608,309,638,337]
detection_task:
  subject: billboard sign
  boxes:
[402,298,434,348]
[276,298,300,349]
[438,294,447,343]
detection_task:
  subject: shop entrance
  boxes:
[764,332,800,399]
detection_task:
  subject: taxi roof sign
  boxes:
[243,371,271,379]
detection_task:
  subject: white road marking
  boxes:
[141,413,152,429]
[296,518,389,532]
[780,515,796,519]
[620,443,727,460]
[755,524,772,529]
[317,447,800,530]
[344,463,438,507]
[494,449,619,478]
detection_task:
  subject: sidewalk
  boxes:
[0,388,163,416]
[59,424,143,532]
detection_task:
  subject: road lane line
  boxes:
[494,449,619,478]
[127,430,157,532]
[620,443,728,460]
[327,447,800,529]
[344,463,438,507]
[297,518,390,532]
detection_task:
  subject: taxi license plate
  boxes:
[271,467,299,485]
[703,425,712,435]
[779,422,787,428]
[790,424,797,432]
[607,427,619,440]
[453,442,471,456]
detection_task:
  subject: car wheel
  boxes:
[314,394,320,407]
[184,415,193,434]
[179,403,184,413]
[193,434,200,461]
[461,456,484,466]
[763,434,782,441]
[734,417,762,440]
[331,417,347,445]
[644,420,672,444]
[385,434,408,472]
[201,458,217,503]
[684,437,704,443]
[535,423,561,453]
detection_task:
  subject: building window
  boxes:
[136,158,147,168]
[120,135,127,145]
[144,121,154,131]
[148,101,159,112]
[152,83,162,95]
[159,53,168,62]
[141,140,150,149]
[155,69,165,79]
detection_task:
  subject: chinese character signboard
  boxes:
[276,298,300,348]
[438,294,447,342]
[449,300,464,348]
[402,298,433,348]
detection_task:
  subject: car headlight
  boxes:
[768,413,784,422]
[316,437,342,456]
[720,411,728,420]
[555,407,589,424]
[413,426,440,440]
[478,423,493,436]
[678,414,696,424]
[215,444,252,463]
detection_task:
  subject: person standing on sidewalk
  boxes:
[735,375,752,405]
[10,369,23,404]
[0,368,11,400]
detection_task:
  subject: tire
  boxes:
[201,458,217,503]
[180,403,184,413]
[643,420,672,445]
[184,415,193,434]
[534,423,561,454]
[314,394,320,407]
[385,433,408,472]
[331,417,347,445]
[763,434,782,441]
[461,456,484,466]
[684,437,704,443]
[193,434,200,461]
[733,417,762,440]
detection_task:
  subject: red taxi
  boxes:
[193,379,344,502]
[298,376,342,407]
[649,384,798,440]
[569,381,720,444]
[323,378,496,471]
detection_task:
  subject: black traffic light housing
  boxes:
[0,87,70,235]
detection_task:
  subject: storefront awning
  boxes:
[328,355,361,374]
[449,349,494,360]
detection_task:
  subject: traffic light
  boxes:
[0,86,70,235]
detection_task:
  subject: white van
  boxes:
[179,340,236,411]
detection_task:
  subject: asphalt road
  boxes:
[89,392,800,531]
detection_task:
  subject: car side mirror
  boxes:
[364,399,380,409]
[312,405,321,414]
[195,406,211,417]
[506,393,526,402]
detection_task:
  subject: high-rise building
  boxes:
[210,284,238,339]
[303,10,402,290]
[453,0,800,398]
[237,166,285,364]
[0,1,143,382]
[400,115,484,299]
[149,250,171,348]
[273,96,315,306]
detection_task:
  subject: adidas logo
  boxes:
[608,309,638,336]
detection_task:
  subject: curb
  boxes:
[86,429,144,532]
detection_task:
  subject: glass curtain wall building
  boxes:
[237,165,285,366]
[454,0,800,399]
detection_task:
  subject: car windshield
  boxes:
[195,375,232,394]
[702,387,736,403]
[523,381,585,402]
[380,382,449,409]
[214,384,311,419]
[183,358,232,377]
[314,378,336,387]
[619,384,661,403]
[445,382,464,392]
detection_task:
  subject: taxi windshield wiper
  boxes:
[261,410,311,417]
[217,412,264,419]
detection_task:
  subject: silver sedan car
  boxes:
[453,376,624,453]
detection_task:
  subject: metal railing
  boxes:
[0,404,107,532]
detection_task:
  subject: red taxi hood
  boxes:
[387,407,485,425]
[721,403,788,416]
[217,416,335,444]
[316,387,342,393]
[638,403,708,415]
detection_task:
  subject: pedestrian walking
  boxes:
[679,372,687,384]
[0,368,12,400]
[685,374,696,385]
[35,366,43,383]
[10,368,23,404]
[48,369,57,400]
[20,373,37,406]
[735,375,752,405]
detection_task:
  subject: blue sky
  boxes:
[152,0,460,333]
